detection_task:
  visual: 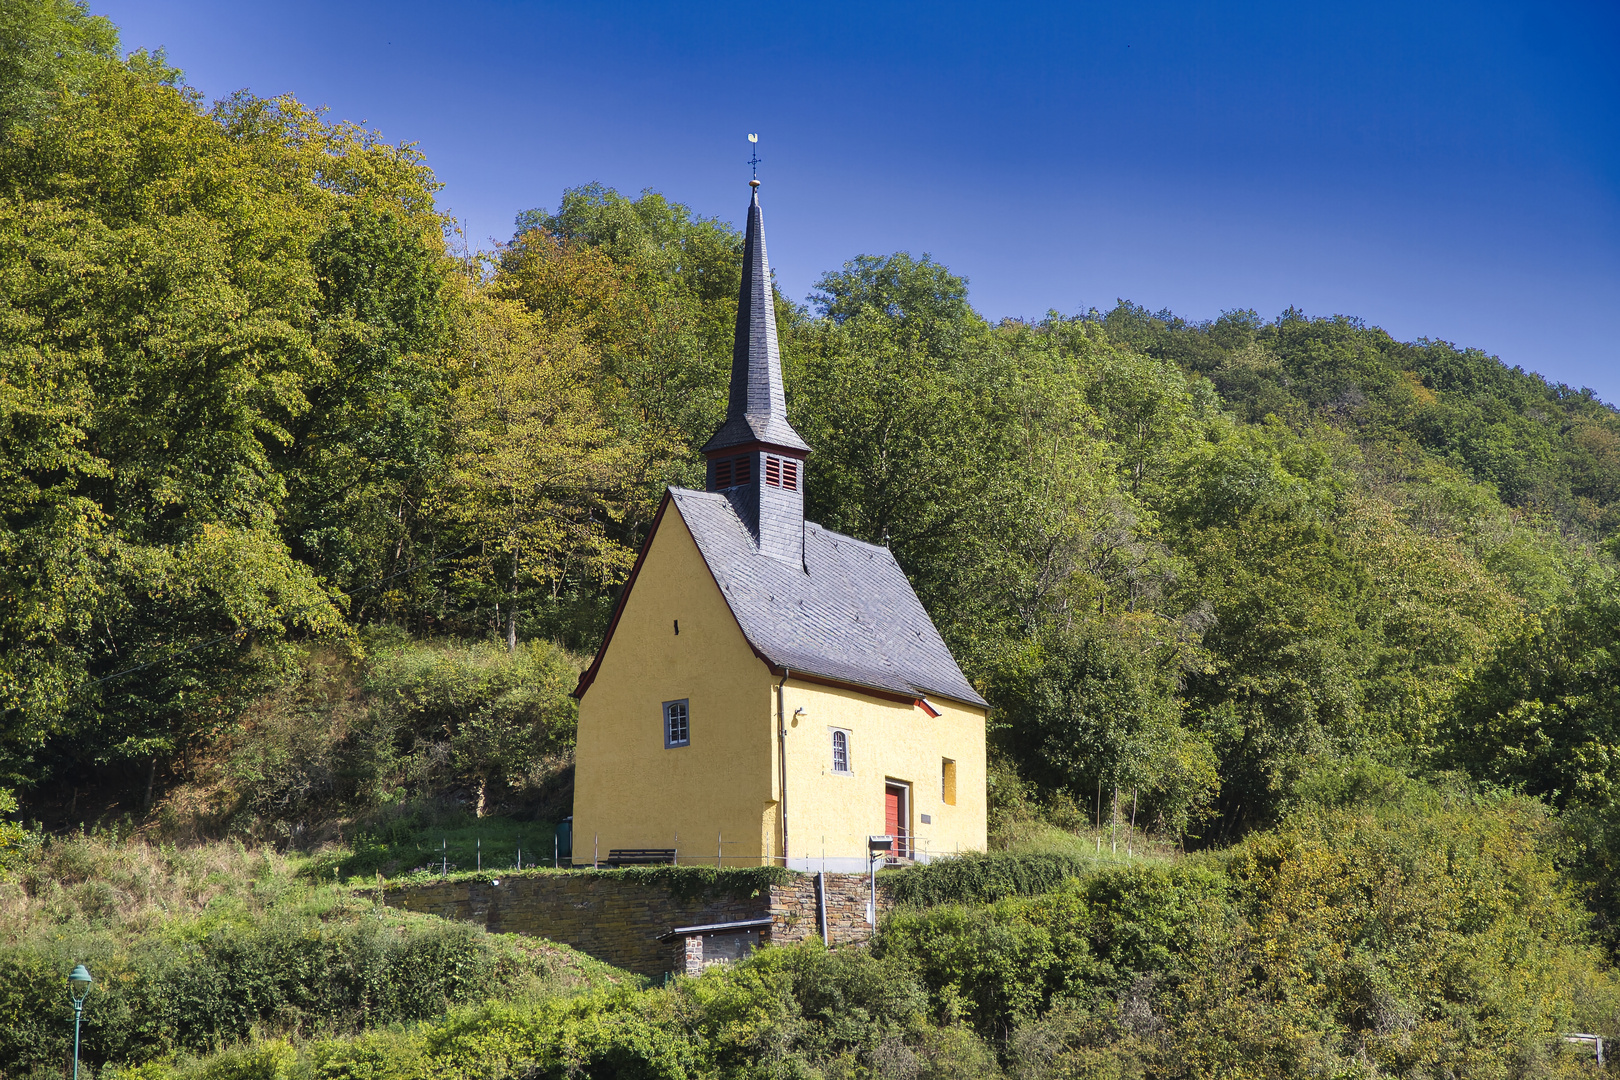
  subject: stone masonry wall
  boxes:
[382,870,894,977]
[769,871,894,948]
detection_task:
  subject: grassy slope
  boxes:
[0,835,627,1079]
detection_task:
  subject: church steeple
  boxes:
[702,180,809,563]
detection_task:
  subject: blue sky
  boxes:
[100,0,1620,403]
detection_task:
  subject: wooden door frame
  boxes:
[884,779,911,859]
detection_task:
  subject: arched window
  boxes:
[831,729,849,773]
[664,699,690,747]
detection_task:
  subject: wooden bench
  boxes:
[607,848,677,867]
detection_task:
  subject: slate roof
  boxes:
[700,187,810,455]
[668,487,988,708]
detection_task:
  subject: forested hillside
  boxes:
[4,3,1620,1076]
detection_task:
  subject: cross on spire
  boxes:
[747,133,761,183]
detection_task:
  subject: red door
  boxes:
[885,783,908,858]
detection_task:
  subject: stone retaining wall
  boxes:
[382,869,894,977]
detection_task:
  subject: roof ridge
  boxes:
[674,492,892,556]
[806,522,894,556]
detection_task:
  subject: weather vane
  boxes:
[748,134,760,183]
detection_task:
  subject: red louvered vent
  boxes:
[714,457,733,489]
[781,458,799,491]
[765,456,782,486]
[732,455,751,485]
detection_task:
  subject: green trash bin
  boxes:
[556,818,572,864]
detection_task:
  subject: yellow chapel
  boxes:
[571,179,988,872]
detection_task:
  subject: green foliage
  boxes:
[7,19,1620,1077]
[991,621,1216,838]
[1444,578,1620,808]
[150,790,1617,1077]
[363,634,578,814]
[883,851,1094,907]
[58,788,1620,1078]
[1440,578,1620,955]
[0,45,440,792]
[602,863,796,903]
[132,941,988,1080]
[505,183,742,523]
[160,636,580,840]
[810,252,975,346]
[0,0,119,135]
[879,789,1619,1073]
[0,786,37,870]
[1098,301,1620,542]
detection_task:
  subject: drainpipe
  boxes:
[778,669,791,868]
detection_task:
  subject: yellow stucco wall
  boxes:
[780,681,987,869]
[572,503,780,865]
[573,497,989,868]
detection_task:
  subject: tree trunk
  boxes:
[476,776,487,819]
[144,758,157,812]
[507,548,519,653]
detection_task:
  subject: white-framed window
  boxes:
[830,728,852,774]
[664,699,690,748]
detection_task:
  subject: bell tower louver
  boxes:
[701,180,810,564]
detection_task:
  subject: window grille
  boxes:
[762,455,800,491]
[664,699,690,747]
[712,456,751,489]
[832,729,850,773]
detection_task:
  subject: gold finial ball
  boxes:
[750,179,760,188]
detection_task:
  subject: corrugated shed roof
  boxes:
[670,487,988,708]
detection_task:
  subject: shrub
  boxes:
[878,863,1228,1040]
[884,851,1093,908]
[884,793,1620,1075]
[125,942,1001,1080]
[0,788,39,872]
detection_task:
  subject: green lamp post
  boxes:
[68,963,92,1080]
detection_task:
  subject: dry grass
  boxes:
[151,646,371,845]
[991,815,1180,865]
[0,832,301,942]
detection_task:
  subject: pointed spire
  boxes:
[701,184,809,455]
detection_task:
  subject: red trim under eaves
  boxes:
[773,668,985,713]
[702,441,808,461]
[573,492,673,700]
[775,669,918,706]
